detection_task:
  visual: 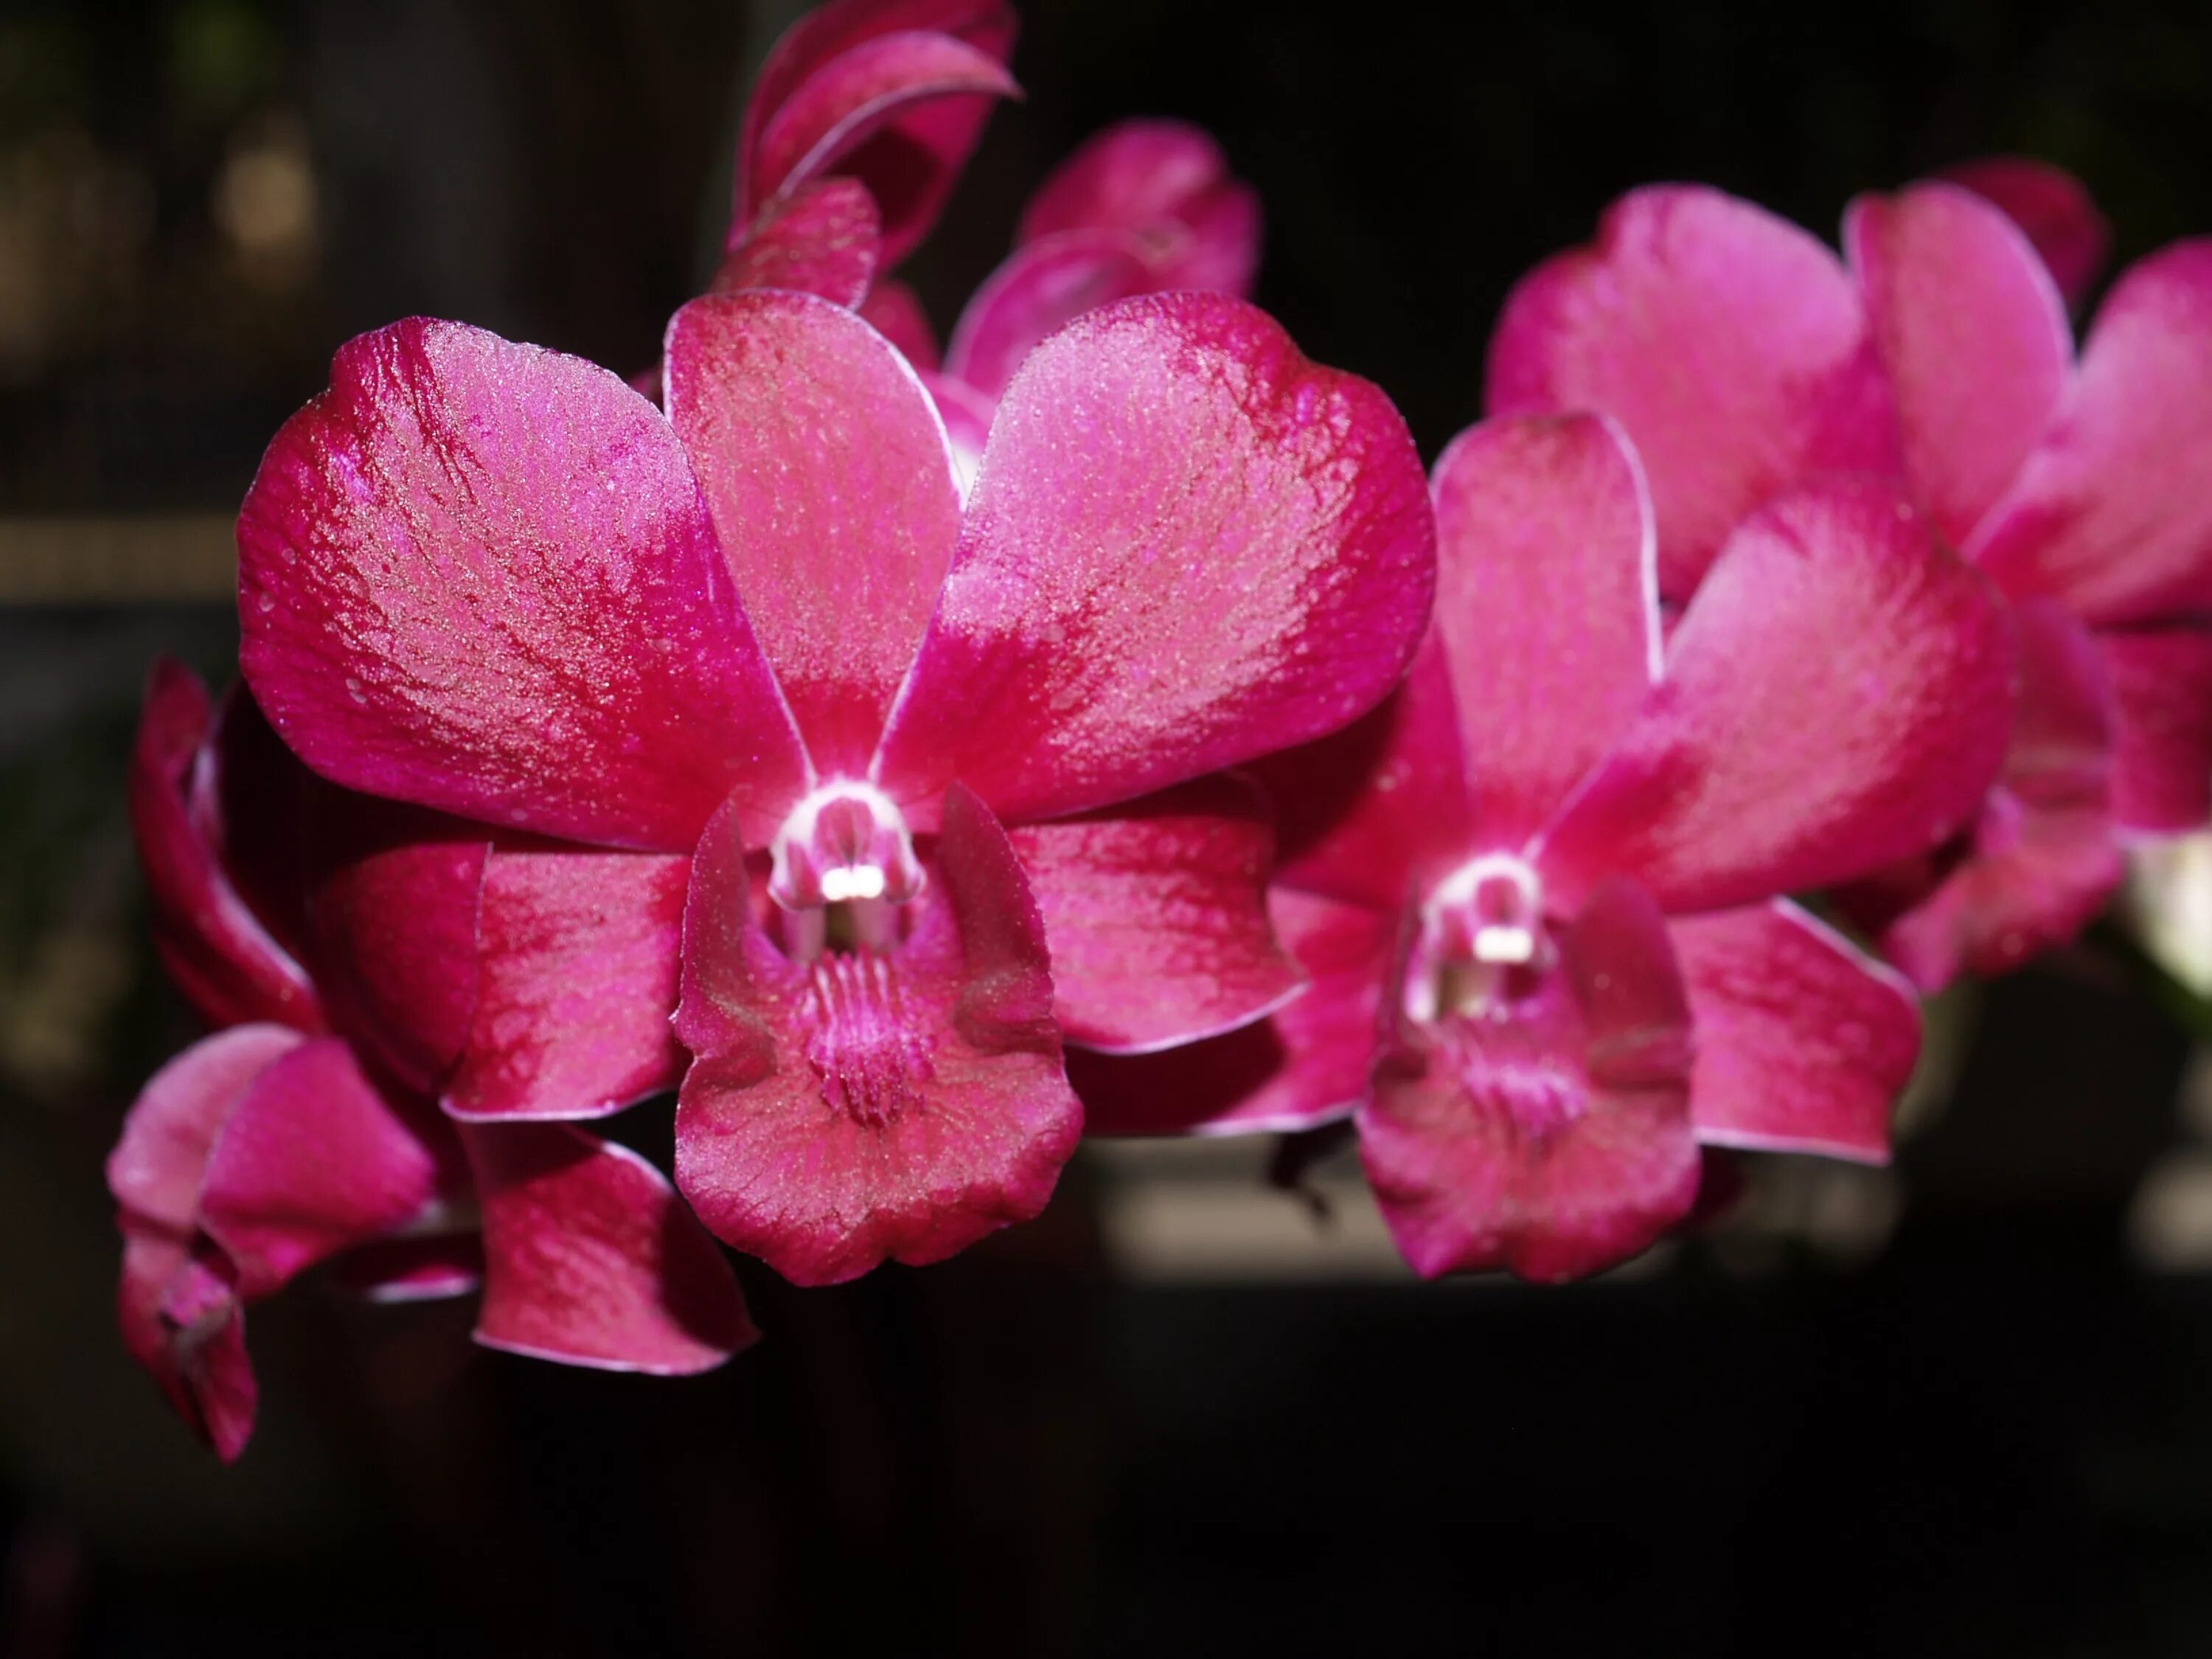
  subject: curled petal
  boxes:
[2099,624,2212,833]
[1670,900,1918,1163]
[239,318,807,852]
[107,1025,304,1231]
[713,177,881,307]
[1538,483,2014,915]
[944,230,1157,402]
[463,1124,756,1373]
[1942,156,2112,310]
[1017,118,1260,296]
[118,1226,255,1463]
[876,293,1435,825]
[858,279,942,369]
[330,1234,484,1302]
[1486,185,1897,597]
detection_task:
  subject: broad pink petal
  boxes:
[463,1124,756,1373]
[1486,185,1898,597]
[2100,624,2212,832]
[673,783,1081,1284]
[1068,887,1391,1134]
[445,847,690,1121]
[1538,483,2014,914]
[859,279,942,368]
[239,318,807,852]
[195,1037,457,1297]
[1430,413,1659,846]
[1006,774,1299,1052]
[1359,878,1698,1282]
[107,1025,303,1230]
[131,664,321,1032]
[1016,118,1260,296]
[1846,183,2073,549]
[943,230,1155,403]
[330,1234,484,1302]
[1942,156,2112,309]
[118,1226,255,1463]
[713,177,880,307]
[1971,240,2212,625]
[665,291,962,776]
[876,294,1435,825]
[1669,900,1917,1161]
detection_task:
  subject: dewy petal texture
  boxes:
[876,293,1434,824]
[664,291,961,775]
[673,785,1079,1285]
[1430,412,1658,845]
[942,230,1156,403]
[238,318,807,852]
[1005,775,1299,1052]
[1539,483,2014,914]
[712,177,882,307]
[1486,185,1897,597]
[1847,183,2074,550]
[1942,156,2112,310]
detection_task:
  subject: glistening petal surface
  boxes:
[712,177,881,307]
[942,229,1155,403]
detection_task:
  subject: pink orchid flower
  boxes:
[1484,173,2212,990]
[233,286,1432,1287]
[1074,414,2012,1281]
[118,662,754,1459]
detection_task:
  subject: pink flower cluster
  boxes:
[111,0,2212,1455]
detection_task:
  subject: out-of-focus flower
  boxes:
[1941,156,2112,310]
[1073,414,2011,1281]
[116,662,755,1459]
[1486,174,2212,988]
[233,288,1431,1286]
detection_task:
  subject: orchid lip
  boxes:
[1408,852,1550,1023]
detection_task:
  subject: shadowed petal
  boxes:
[118,1226,255,1463]
[1670,900,1918,1161]
[1486,185,1897,597]
[666,291,962,775]
[943,229,1155,402]
[1430,413,1660,845]
[445,848,690,1121]
[713,177,880,306]
[1360,878,1697,1283]
[1016,118,1260,296]
[107,1025,305,1231]
[876,293,1434,825]
[2101,624,2212,832]
[463,1124,756,1373]
[859,279,942,368]
[239,318,807,852]
[1007,774,1299,1052]
[1538,483,2014,914]
[1846,183,2073,549]
[917,370,993,498]
[674,784,1080,1284]
[330,1234,484,1302]
[1942,156,2112,309]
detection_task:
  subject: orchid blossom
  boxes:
[117,662,755,1458]
[1074,414,2011,1281]
[233,285,1431,1287]
[1485,171,2212,988]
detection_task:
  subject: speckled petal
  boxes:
[943,229,1155,403]
[713,177,881,307]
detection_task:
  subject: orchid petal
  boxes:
[2100,623,2212,833]
[330,1234,484,1302]
[712,177,881,307]
[118,1225,255,1463]
[1016,118,1260,296]
[1486,184,1897,597]
[943,229,1155,402]
[859,279,942,368]
[107,1025,304,1231]
[917,369,993,497]
[876,293,1434,824]
[1942,156,2112,310]
[239,318,807,852]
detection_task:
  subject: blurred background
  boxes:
[7,0,2212,1652]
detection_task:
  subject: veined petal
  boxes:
[859,279,942,369]
[1941,156,2112,309]
[1486,184,1897,597]
[1016,118,1260,296]
[2099,623,2212,833]
[943,229,1155,403]
[239,318,807,852]
[107,1024,305,1231]
[1971,240,2212,625]
[713,177,881,307]
[673,783,1080,1284]
[1006,773,1299,1052]
[1538,483,2013,914]
[1670,900,1917,1162]
[1430,413,1660,846]
[875,293,1434,825]
[445,847,690,1121]
[118,1225,255,1463]
[665,291,962,776]
[463,1124,756,1373]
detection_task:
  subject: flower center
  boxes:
[1407,853,1550,1023]
[769,782,924,962]
[801,950,935,1128]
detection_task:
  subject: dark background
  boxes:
[6,1,2212,1653]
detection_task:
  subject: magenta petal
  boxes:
[858,279,942,369]
[1670,901,1917,1162]
[1430,413,1660,845]
[1942,156,2112,310]
[943,230,1157,403]
[445,848,689,1121]
[674,783,1081,1285]
[1486,185,1898,597]
[917,369,994,495]
[1846,183,2073,549]
[119,1226,256,1462]
[876,293,1435,824]
[1006,774,1299,1052]
[2099,624,2212,832]
[108,1025,305,1230]
[665,291,961,776]
[1539,483,2014,914]
[714,177,881,307]
[1359,877,1697,1283]
[463,1123,755,1373]
[1016,118,1260,296]
[131,664,321,1032]
[1069,886,1391,1135]
[1972,240,2212,625]
[330,1234,484,1302]
[239,318,807,852]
